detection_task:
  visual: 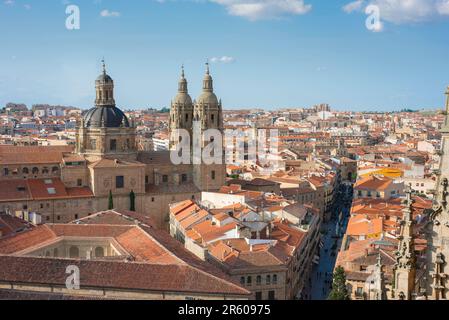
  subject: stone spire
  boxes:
[393,187,416,300]
[178,64,188,94]
[443,86,449,131]
[372,253,387,300]
[203,61,213,93]
[426,86,449,300]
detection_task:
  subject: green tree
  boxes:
[129,190,136,212]
[328,266,351,300]
[108,190,114,210]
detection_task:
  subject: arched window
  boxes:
[247,276,252,286]
[95,247,105,258]
[22,167,29,174]
[42,167,49,174]
[240,277,245,285]
[52,166,59,173]
[273,275,278,284]
[54,248,59,257]
[266,275,271,285]
[256,275,261,285]
[69,246,79,258]
[32,167,39,174]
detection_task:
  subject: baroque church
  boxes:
[0,61,226,228]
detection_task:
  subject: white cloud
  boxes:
[4,0,14,5]
[343,0,364,13]
[343,0,449,25]
[210,0,312,21]
[210,56,236,63]
[100,9,121,17]
[437,0,449,15]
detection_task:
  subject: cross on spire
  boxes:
[102,58,106,75]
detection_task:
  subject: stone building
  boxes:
[0,61,226,228]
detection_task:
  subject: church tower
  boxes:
[192,62,225,191]
[169,65,193,149]
[425,86,449,300]
[193,62,223,134]
[393,188,416,300]
[76,60,137,161]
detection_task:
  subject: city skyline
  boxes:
[1,1,449,110]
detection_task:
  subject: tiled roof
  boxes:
[0,256,250,296]
[0,178,93,202]
[0,213,250,297]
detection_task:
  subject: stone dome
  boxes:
[173,92,193,106]
[197,91,218,106]
[96,73,113,83]
[83,106,130,128]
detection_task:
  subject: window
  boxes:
[57,215,61,221]
[268,291,275,300]
[266,275,271,285]
[3,168,9,176]
[22,167,29,174]
[32,167,39,174]
[74,214,78,220]
[95,247,104,258]
[240,277,245,285]
[110,139,117,151]
[256,276,261,285]
[211,170,216,180]
[116,176,124,189]
[69,246,79,258]
[52,166,59,173]
[181,174,188,183]
[145,175,149,184]
[358,190,362,196]
[273,274,278,284]
[255,292,262,300]
[162,175,168,183]
[151,197,155,202]
[247,276,252,286]
[77,179,82,187]
[42,167,49,174]
[90,139,97,150]
[40,204,44,209]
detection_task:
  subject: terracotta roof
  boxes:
[0,178,93,202]
[0,256,250,296]
[354,176,394,191]
[0,215,250,297]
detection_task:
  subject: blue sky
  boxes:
[1,0,449,111]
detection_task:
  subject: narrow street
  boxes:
[309,184,353,300]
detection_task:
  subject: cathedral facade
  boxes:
[0,62,226,228]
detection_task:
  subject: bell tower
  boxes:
[192,62,225,191]
[170,65,193,149]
